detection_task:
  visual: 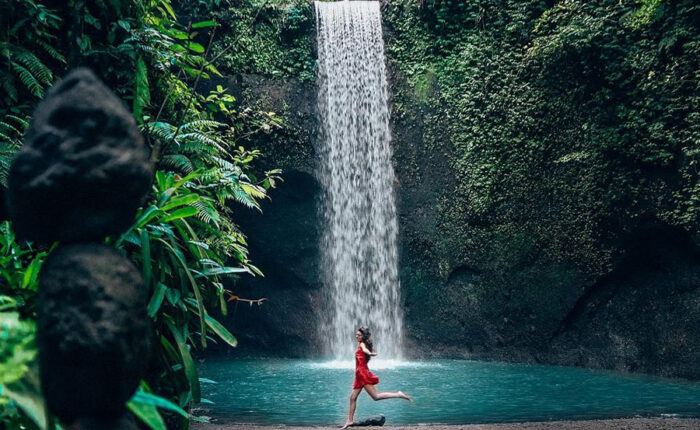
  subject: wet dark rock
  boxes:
[548,225,700,378]
[37,243,151,424]
[350,415,386,426]
[226,169,323,356]
[203,75,323,357]
[6,68,152,243]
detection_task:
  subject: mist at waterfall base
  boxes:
[197,359,700,425]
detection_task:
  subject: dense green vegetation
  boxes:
[0,0,281,428]
[385,0,698,273]
[1,0,698,427]
[177,0,316,80]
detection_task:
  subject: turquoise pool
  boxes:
[197,359,700,425]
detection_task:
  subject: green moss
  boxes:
[385,0,698,280]
[187,0,316,81]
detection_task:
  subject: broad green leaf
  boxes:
[128,401,166,430]
[136,206,163,229]
[161,194,200,211]
[164,28,189,40]
[161,207,198,222]
[140,229,151,287]
[147,283,167,317]
[165,288,181,306]
[191,20,216,29]
[0,296,18,311]
[204,314,237,348]
[133,56,151,123]
[159,1,177,20]
[21,256,42,290]
[166,320,200,403]
[129,390,188,418]
[198,267,247,277]
[157,238,206,346]
[185,42,205,53]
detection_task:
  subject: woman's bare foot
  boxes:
[398,391,413,403]
[340,420,353,429]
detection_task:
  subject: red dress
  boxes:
[353,346,379,389]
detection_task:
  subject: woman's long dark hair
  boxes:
[358,326,374,362]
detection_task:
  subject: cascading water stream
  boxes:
[315,1,404,361]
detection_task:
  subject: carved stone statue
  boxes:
[6,68,153,429]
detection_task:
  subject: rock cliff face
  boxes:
[216,7,699,380]
[216,69,699,379]
[213,75,324,357]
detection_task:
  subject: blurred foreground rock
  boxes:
[6,68,152,428]
[6,68,151,243]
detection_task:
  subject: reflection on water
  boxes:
[198,359,700,426]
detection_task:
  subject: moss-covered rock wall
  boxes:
[185,0,699,378]
[383,0,698,378]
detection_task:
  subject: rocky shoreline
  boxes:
[190,417,700,430]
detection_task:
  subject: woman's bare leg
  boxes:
[363,384,412,402]
[341,388,362,429]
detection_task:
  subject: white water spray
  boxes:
[315,1,404,360]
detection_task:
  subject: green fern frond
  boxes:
[0,131,15,143]
[179,132,227,153]
[179,120,223,132]
[199,168,224,183]
[190,200,220,227]
[232,186,260,210]
[211,156,237,171]
[160,154,194,174]
[0,122,21,136]
[10,63,43,97]
[180,141,217,155]
[15,50,53,84]
[0,74,18,102]
[0,140,19,187]
[37,40,67,63]
[240,182,267,200]
[4,115,29,129]
[143,121,176,141]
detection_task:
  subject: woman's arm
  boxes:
[360,343,377,356]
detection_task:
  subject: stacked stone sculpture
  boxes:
[6,69,153,429]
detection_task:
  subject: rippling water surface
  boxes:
[197,359,700,425]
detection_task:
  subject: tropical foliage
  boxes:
[0,0,280,429]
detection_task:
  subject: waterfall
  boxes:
[315,1,404,360]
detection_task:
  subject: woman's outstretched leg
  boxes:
[363,384,412,402]
[341,388,362,429]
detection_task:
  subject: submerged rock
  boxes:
[37,243,150,424]
[6,68,152,243]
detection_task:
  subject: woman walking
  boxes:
[341,326,411,429]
